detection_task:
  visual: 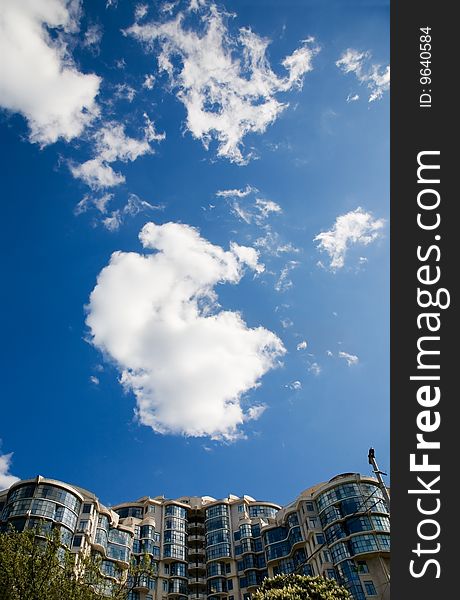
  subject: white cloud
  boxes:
[143,113,166,143]
[217,186,282,226]
[82,23,103,53]
[346,93,359,103]
[326,350,333,357]
[0,452,20,490]
[296,340,307,351]
[337,49,390,102]
[338,351,359,367]
[314,207,385,270]
[126,2,319,164]
[102,211,123,232]
[287,380,302,390]
[255,199,282,219]
[308,362,321,376]
[161,1,179,14]
[71,158,126,189]
[135,3,149,20]
[102,194,165,231]
[75,193,114,215]
[114,83,137,103]
[86,221,285,440]
[275,260,299,292]
[143,74,156,89]
[90,375,100,385]
[0,0,101,145]
[70,119,163,189]
[216,185,257,198]
[230,242,264,274]
[281,318,293,329]
[254,229,299,256]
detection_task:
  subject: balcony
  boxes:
[188,578,207,586]
[188,546,205,556]
[188,534,205,542]
[188,562,206,571]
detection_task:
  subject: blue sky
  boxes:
[0,0,389,507]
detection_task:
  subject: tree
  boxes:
[252,574,352,600]
[0,526,100,600]
[0,526,156,600]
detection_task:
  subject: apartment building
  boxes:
[0,472,390,600]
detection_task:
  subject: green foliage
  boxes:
[0,525,156,600]
[252,574,352,600]
[0,526,100,600]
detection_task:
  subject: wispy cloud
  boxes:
[296,340,308,351]
[286,380,302,391]
[143,74,156,89]
[70,117,164,189]
[135,4,149,21]
[75,193,114,216]
[82,23,103,55]
[216,185,282,228]
[126,1,319,163]
[216,185,257,199]
[0,0,101,145]
[254,229,299,257]
[314,207,384,270]
[275,260,299,292]
[114,83,137,103]
[336,49,390,102]
[86,221,285,440]
[308,362,321,376]
[338,351,359,367]
[346,93,359,103]
[102,194,165,231]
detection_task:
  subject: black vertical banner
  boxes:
[392,1,456,598]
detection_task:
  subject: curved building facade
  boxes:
[0,473,389,600]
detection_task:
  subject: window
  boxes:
[316,534,325,545]
[226,563,231,574]
[248,505,278,519]
[350,534,379,555]
[82,504,92,514]
[162,581,168,592]
[237,504,245,513]
[364,581,377,596]
[323,550,332,563]
[72,535,83,547]
[305,502,314,511]
[205,504,228,519]
[356,561,369,573]
[78,520,89,532]
[116,507,143,519]
[309,517,317,528]
[227,580,233,590]
[165,505,187,519]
